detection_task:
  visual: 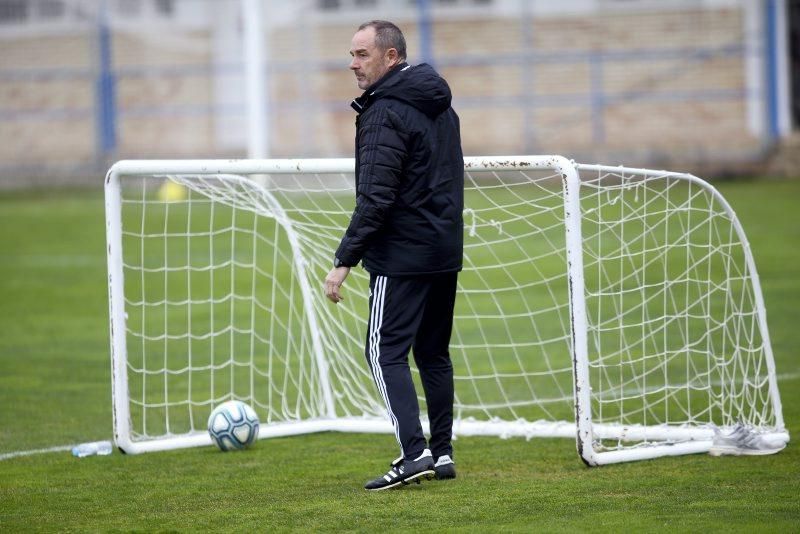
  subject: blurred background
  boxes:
[0,0,798,187]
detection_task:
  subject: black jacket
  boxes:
[335,62,464,276]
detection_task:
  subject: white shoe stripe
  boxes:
[383,475,392,482]
[414,449,432,461]
[435,454,453,467]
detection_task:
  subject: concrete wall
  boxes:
[0,3,773,183]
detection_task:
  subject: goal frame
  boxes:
[105,156,787,463]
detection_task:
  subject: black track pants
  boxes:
[365,272,457,461]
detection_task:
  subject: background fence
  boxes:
[0,0,795,186]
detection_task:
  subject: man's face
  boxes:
[349,27,396,90]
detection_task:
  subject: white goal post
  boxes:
[104,156,788,465]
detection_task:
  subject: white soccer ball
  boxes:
[207,400,260,451]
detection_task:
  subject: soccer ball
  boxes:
[207,400,260,451]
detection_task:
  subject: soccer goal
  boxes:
[104,156,788,465]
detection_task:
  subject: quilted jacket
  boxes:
[335,62,464,276]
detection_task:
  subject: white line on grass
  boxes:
[0,444,76,461]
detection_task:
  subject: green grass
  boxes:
[1,179,799,531]
[2,434,798,531]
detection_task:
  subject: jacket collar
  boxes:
[350,62,409,114]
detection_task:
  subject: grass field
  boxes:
[1,178,799,531]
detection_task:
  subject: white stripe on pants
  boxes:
[367,275,404,456]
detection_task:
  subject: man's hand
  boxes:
[325,266,351,303]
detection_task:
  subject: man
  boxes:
[324,20,464,491]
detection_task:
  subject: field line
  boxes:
[0,444,76,461]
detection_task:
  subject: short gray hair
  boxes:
[358,20,407,60]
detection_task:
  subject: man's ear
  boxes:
[385,47,399,66]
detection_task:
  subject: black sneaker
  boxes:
[364,449,435,491]
[434,454,456,480]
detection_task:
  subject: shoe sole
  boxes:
[709,443,786,456]
[365,469,435,491]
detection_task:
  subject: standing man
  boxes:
[324,20,464,491]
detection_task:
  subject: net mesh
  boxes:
[112,162,782,453]
[578,167,779,450]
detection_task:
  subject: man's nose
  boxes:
[349,57,358,70]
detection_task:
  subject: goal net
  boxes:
[104,156,787,464]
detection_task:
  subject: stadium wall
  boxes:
[0,0,794,187]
